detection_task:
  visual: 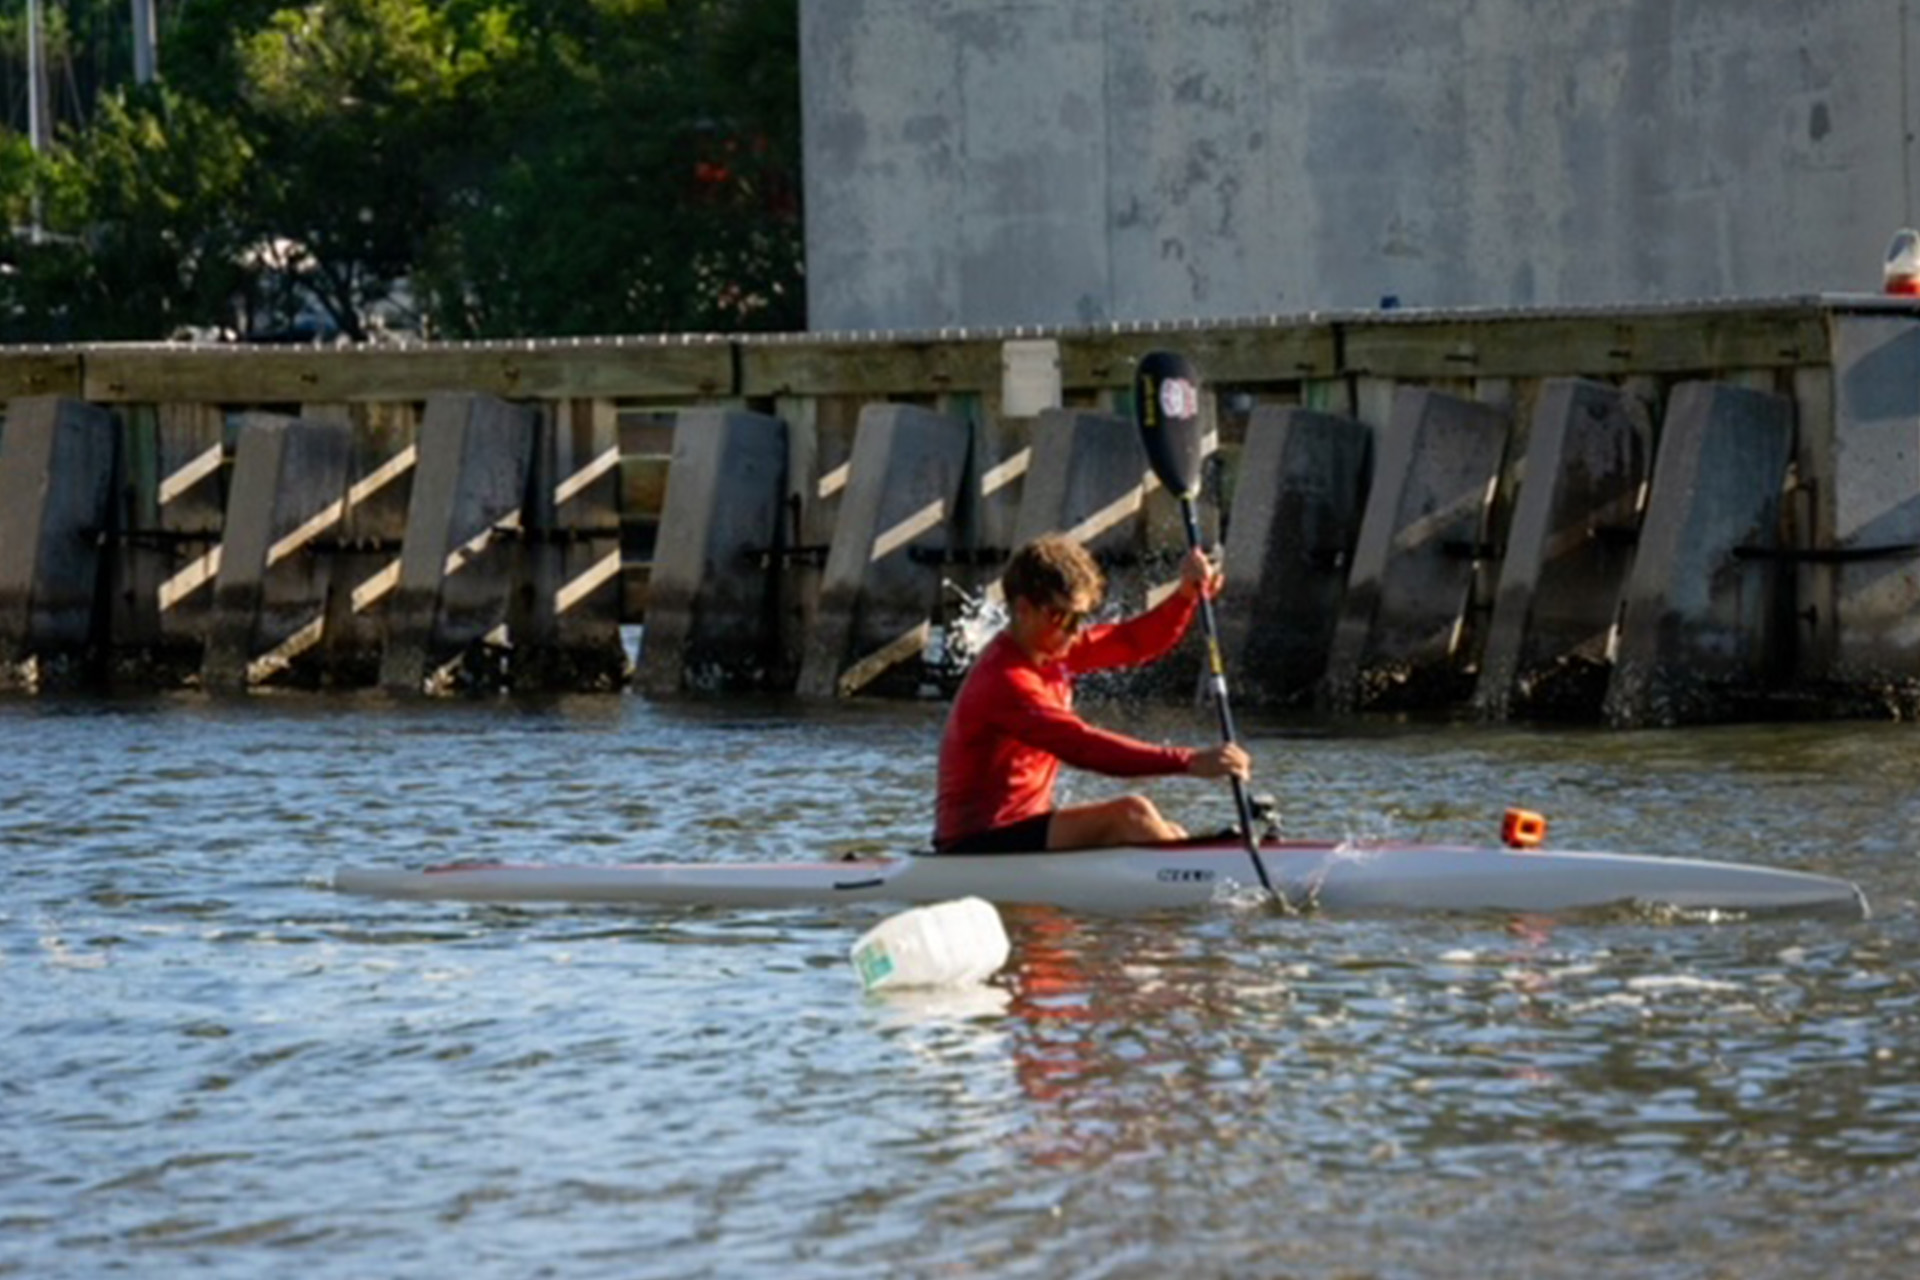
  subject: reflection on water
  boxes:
[2,696,1918,1278]
[983,908,1919,1171]
[868,906,1920,1277]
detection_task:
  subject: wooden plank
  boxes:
[740,335,1002,397]
[617,410,677,456]
[1343,307,1831,380]
[621,456,671,521]
[102,403,219,682]
[518,397,626,689]
[1058,325,1338,389]
[621,562,650,621]
[617,411,675,576]
[0,351,84,399]
[310,399,419,684]
[79,339,736,404]
[150,403,229,660]
[0,301,1846,415]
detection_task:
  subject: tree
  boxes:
[415,0,803,337]
[0,0,806,342]
[1,87,252,341]
[231,0,508,339]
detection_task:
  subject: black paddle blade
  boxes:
[1133,350,1206,500]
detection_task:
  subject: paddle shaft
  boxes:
[1175,495,1273,897]
[1133,348,1281,904]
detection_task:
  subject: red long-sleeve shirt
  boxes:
[933,590,1200,846]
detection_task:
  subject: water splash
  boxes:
[1332,818,1400,854]
[925,580,1007,682]
[1209,880,1276,912]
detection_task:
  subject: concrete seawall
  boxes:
[0,298,1916,724]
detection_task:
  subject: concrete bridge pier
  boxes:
[797,403,972,699]
[1218,406,1372,708]
[1603,381,1796,727]
[1475,379,1651,721]
[201,413,353,692]
[379,393,537,694]
[636,408,789,697]
[0,397,118,687]
[1321,387,1510,712]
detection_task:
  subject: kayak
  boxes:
[331,837,1869,918]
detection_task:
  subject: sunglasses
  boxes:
[1045,602,1093,634]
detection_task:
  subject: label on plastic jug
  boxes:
[851,941,897,989]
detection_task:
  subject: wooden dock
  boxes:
[1,297,1916,724]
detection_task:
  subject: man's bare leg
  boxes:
[1046,795,1187,849]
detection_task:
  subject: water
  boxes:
[3,693,1919,1279]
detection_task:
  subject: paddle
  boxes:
[1131,350,1284,907]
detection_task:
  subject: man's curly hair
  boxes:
[1001,534,1105,609]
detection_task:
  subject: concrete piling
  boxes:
[1014,406,1181,599]
[0,397,118,684]
[147,405,230,675]
[1322,387,1509,711]
[1475,379,1651,721]
[1015,410,1157,559]
[1806,314,1920,705]
[636,408,789,697]
[1218,406,1372,707]
[1011,406,1201,694]
[202,413,353,692]
[798,403,972,699]
[379,393,537,694]
[1603,381,1796,727]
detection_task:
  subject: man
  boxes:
[933,533,1251,852]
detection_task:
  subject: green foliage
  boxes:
[420,0,804,337]
[1,87,253,341]
[229,0,502,338]
[0,0,804,341]
[0,131,42,231]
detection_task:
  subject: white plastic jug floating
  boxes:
[850,897,1010,992]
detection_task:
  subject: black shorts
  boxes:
[932,811,1055,854]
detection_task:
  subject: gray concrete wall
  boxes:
[802,0,1918,330]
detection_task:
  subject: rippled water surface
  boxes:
[4,693,1919,1278]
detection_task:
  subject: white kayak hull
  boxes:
[332,839,1869,918]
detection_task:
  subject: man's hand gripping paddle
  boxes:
[1132,351,1287,910]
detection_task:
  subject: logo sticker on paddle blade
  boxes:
[1159,377,1200,421]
